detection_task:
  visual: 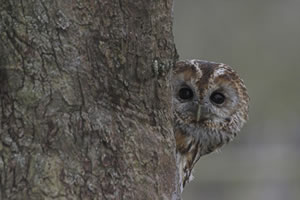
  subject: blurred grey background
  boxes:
[174,0,300,200]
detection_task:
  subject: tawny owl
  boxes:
[172,60,249,191]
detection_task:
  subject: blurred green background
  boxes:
[174,0,300,199]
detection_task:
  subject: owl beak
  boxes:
[196,104,201,122]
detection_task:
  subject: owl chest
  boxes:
[175,129,201,168]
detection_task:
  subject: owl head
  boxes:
[172,60,249,155]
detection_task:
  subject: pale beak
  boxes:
[196,104,201,122]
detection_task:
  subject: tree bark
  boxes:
[0,0,179,199]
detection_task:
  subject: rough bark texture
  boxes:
[0,0,179,199]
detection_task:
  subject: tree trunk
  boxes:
[0,0,179,199]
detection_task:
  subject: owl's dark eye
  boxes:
[178,87,194,100]
[210,92,225,104]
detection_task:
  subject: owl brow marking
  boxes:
[213,65,228,78]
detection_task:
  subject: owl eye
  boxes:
[178,87,194,100]
[210,92,225,104]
